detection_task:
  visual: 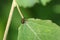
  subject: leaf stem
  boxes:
[3,0,24,40]
[16,3,24,19]
[3,0,16,40]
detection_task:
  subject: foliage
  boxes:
[0,0,60,40]
[40,0,51,6]
[16,0,39,8]
[18,18,60,40]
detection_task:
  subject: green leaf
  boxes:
[40,0,51,6]
[18,18,60,40]
[16,0,39,8]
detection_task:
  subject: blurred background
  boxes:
[0,0,60,40]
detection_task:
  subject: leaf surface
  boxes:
[16,0,39,8]
[40,0,51,6]
[18,18,60,40]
